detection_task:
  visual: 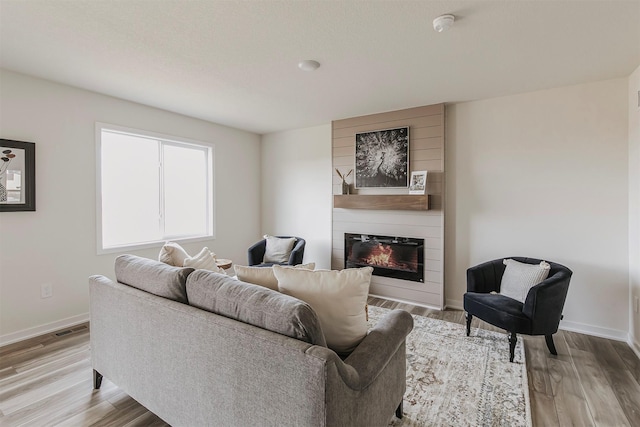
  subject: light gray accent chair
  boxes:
[89,255,413,426]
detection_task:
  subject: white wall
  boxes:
[260,125,332,269]
[629,65,640,354]
[445,78,630,339]
[0,70,261,344]
[2,69,634,345]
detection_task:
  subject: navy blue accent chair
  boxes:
[247,236,306,267]
[463,257,572,363]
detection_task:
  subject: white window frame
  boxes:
[96,122,215,254]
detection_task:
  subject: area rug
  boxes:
[367,306,531,427]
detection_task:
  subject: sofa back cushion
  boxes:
[186,270,326,347]
[234,262,316,290]
[274,266,372,354]
[115,254,194,303]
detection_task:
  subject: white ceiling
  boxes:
[1,1,639,135]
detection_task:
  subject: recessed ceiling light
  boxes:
[433,14,455,32]
[298,60,320,71]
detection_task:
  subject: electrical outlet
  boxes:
[635,296,639,313]
[41,283,53,299]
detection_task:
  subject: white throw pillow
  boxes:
[158,241,190,267]
[235,262,316,290]
[183,247,223,273]
[263,235,297,264]
[273,266,373,354]
[500,259,551,303]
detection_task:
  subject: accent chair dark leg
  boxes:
[465,313,472,337]
[545,334,558,355]
[93,369,103,389]
[395,401,403,419]
[508,332,517,363]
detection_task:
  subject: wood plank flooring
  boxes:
[0,298,638,426]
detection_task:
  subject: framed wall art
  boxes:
[409,170,427,195]
[355,127,408,188]
[0,139,36,212]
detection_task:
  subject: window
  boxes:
[97,123,214,253]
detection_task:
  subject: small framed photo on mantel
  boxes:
[409,170,427,195]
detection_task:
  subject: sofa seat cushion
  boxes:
[186,270,326,347]
[252,262,286,267]
[115,254,194,303]
[463,292,532,334]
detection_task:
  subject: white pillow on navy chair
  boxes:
[263,235,297,264]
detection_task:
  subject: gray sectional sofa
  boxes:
[89,255,413,426]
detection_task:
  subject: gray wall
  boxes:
[1,69,635,348]
[628,65,640,353]
[0,70,262,343]
[260,125,333,270]
[263,77,633,342]
[445,78,629,339]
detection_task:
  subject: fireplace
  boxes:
[344,233,424,283]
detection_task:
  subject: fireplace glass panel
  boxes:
[344,233,424,283]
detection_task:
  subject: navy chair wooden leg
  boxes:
[508,332,517,363]
[465,313,472,336]
[545,334,558,355]
[93,369,103,389]
[395,401,403,419]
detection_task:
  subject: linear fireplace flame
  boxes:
[364,243,394,267]
[344,233,424,283]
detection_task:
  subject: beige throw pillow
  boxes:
[235,263,316,290]
[263,235,297,264]
[500,259,551,303]
[158,241,190,267]
[273,266,373,354]
[183,247,224,273]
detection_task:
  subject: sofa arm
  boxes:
[308,309,413,391]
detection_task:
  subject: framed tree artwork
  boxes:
[355,127,409,188]
[0,139,36,212]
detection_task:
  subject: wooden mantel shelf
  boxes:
[333,194,429,211]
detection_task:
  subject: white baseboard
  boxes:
[629,335,640,360]
[447,298,630,343]
[368,293,442,311]
[559,319,628,342]
[0,313,90,348]
[445,298,463,311]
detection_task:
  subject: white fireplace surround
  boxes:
[331,104,445,309]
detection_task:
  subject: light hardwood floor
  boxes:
[1,298,638,426]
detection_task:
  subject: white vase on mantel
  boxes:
[341,180,351,195]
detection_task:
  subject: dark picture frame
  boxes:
[355,127,409,188]
[0,139,36,212]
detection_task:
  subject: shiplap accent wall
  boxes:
[332,104,445,309]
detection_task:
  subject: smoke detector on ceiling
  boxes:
[433,14,455,32]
